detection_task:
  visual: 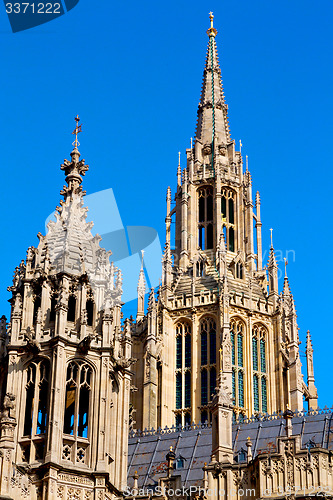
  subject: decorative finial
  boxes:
[141,250,145,269]
[284,257,288,277]
[239,140,242,153]
[190,137,193,149]
[246,155,249,172]
[209,11,214,28]
[207,12,218,37]
[270,228,273,248]
[72,115,82,149]
[178,151,181,167]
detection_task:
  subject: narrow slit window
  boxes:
[210,367,216,400]
[176,373,182,409]
[184,372,191,408]
[253,375,259,412]
[229,227,235,252]
[67,296,76,323]
[201,369,208,405]
[201,330,207,366]
[86,299,94,327]
[24,365,35,436]
[176,335,182,369]
[50,296,57,322]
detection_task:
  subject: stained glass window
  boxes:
[238,371,244,408]
[176,335,182,369]
[253,375,259,412]
[176,372,182,409]
[237,333,243,368]
[261,377,267,413]
[260,338,266,373]
[252,336,258,371]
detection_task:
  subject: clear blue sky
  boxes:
[0,0,332,408]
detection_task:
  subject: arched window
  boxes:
[64,361,92,438]
[22,359,50,463]
[175,322,192,426]
[200,318,217,421]
[221,189,236,252]
[252,324,268,413]
[230,319,245,412]
[198,187,214,250]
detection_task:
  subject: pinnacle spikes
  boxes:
[195,23,230,146]
[306,330,313,351]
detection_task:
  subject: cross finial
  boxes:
[284,257,288,277]
[207,11,217,37]
[209,11,214,28]
[72,114,82,149]
[270,228,273,248]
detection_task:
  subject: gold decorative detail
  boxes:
[72,115,82,149]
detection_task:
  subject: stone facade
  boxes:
[0,135,132,499]
[131,14,318,433]
[0,12,328,500]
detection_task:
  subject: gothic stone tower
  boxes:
[131,14,318,431]
[0,121,132,500]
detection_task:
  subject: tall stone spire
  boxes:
[195,12,230,149]
[305,330,318,409]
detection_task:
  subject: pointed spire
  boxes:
[195,13,230,148]
[305,330,318,410]
[267,229,278,300]
[283,258,292,296]
[177,151,181,187]
[137,250,146,321]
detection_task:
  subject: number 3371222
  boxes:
[5,3,61,14]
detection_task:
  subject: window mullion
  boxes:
[73,370,80,439]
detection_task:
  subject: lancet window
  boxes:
[62,361,93,466]
[230,319,245,411]
[198,186,214,250]
[175,322,192,426]
[252,324,267,413]
[21,359,50,463]
[200,317,217,423]
[221,189,236,252]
